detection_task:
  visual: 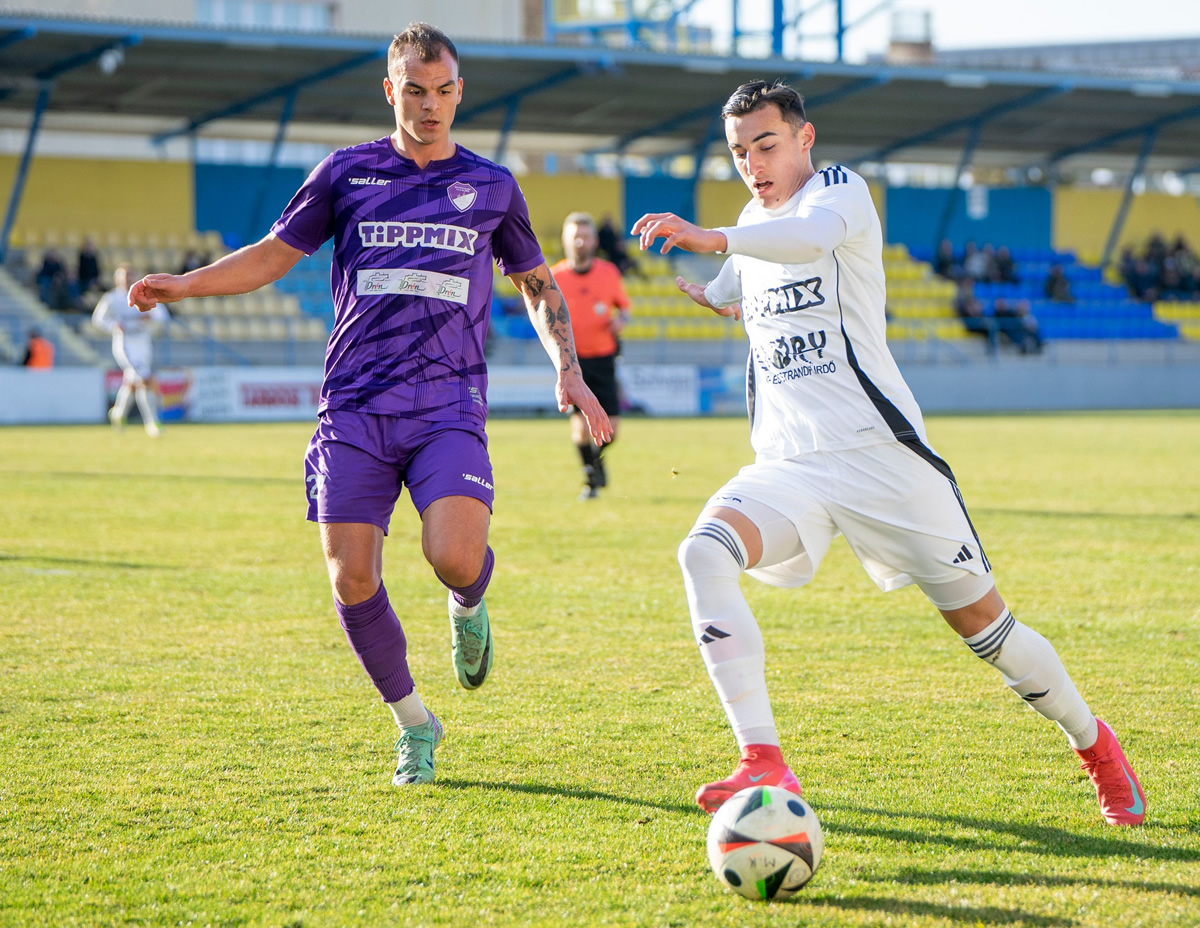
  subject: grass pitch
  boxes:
[1,412,1198,927]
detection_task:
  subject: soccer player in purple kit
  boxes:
[129,23,612,786]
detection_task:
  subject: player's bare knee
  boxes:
[424,543,484,588]
[328,562,381,606]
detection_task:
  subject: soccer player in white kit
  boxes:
[93,264,168,436]
[632,80,1146,827]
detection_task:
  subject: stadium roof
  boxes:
[4,12,1200,173]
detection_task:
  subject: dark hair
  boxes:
[389,22,458,72]
[721,80,807,129]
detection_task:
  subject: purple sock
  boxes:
[335,583,414,703]
[438,545,494,609]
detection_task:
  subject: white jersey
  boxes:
[92,286,168,339]
[92,287,168,380]
[714,166,926,461]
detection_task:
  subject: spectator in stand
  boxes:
[1170,235,1198,295]
[1044,264,1074,303]
[993,298,1044,354]
[36,249,66,305]
[953,278,991,341]
[1117,246,1137,292]
[77,238,102,295]
[20,328,54,368]
[1160,260,1187,299]
[177,250,210,275]
[1128,258,1160,302]
[1145,232,1168,274]
[962,241,989,281]
[596,215,638,276]
[933,239,960,280]
[990,245,1018,284]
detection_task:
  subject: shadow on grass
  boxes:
[439,777,698,815]
[821,801,1199,863]
[880,867,1200,899]
[0,553,179,571]
[803,894,1074,927]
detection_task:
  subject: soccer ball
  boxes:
[706,785,824,901]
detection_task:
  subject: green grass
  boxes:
[1,413,1198,927]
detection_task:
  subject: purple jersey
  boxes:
[271,138,544,422]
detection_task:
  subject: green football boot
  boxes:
[449,594,493,689]
[392,711,444,786]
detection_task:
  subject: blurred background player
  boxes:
[633,79,1146,827]
[551,212,631,499]
[93,264,166,436]
[130,23,610,787]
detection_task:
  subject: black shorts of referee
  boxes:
[574,354,621,417]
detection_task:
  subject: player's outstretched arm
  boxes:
[676,276,741,322]
[509,263,613,446]
[128,234,305,312]
[631,213,727,255]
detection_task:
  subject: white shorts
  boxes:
[705,440,992,596]
[114,331,153,382]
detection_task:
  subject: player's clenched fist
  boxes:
[128,274,188,312]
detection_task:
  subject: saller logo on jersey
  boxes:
[744,277,825,318]
[357,222,479,254]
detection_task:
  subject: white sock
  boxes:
[448,593,482,618]
[678,519,778,749]
[387,691,430,730]
[112,383,132,419]
[963,609,1098,749]
[134,385,159,431]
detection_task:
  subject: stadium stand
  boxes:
[4,229,330,366]
[909,244,1183,342]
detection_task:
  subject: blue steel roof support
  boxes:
[1044,102,1200,165]
[686,111,725,224]
[245,87,297,245]
[803,73,890,110]
[603,70,814,154]
[0,26,35,52]
[150,48,387,144]
[1101,128,1158,268]
[0,83,50,265]
[454,65,583,125]
[934,120,983,247]
[850,84,1072,165]
[494,98,522,165]
[0,33,142,103]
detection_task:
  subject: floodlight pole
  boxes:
[0,82,50,266]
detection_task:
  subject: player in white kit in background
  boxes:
[632,80,1147,827]
[92,264,168,436]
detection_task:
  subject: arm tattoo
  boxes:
[521,270,579,373]
[522,272,545,299]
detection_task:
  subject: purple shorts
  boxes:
[304,410,494,534]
